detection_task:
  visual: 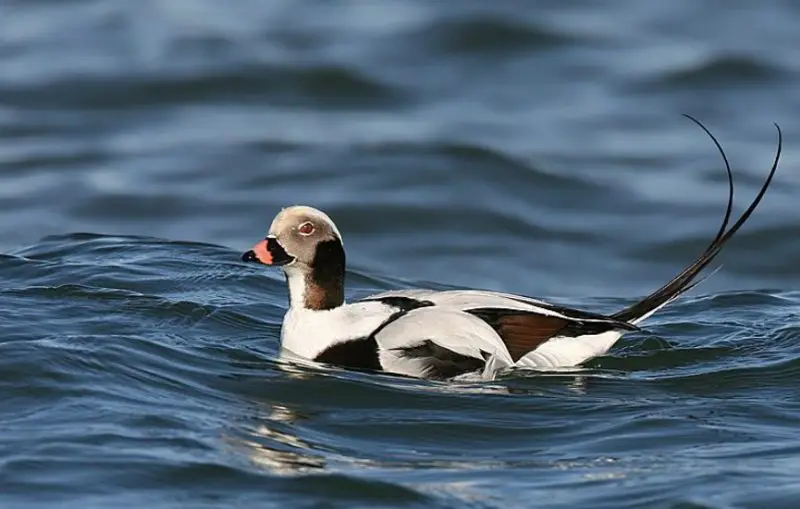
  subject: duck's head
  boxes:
[242,205,346,310]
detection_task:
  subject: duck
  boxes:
[241,120,782,380]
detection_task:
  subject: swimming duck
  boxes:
[242,121,781,380]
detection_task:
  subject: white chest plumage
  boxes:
[280,301,397,360]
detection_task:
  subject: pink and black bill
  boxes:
[242,237,294,266]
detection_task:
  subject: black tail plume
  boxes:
[612,116,782,323]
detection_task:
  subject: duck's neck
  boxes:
[286,239,346,311]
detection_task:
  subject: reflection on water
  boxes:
[228,404,327,476]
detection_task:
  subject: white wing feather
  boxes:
[374,307,515,378]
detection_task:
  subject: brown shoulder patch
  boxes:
[471,311,568,362]
[466,308,623,362]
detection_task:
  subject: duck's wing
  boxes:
[365,293,635,379]
[372,306,514,380]
[364,289,636,349]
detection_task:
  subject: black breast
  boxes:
[314,337,382,371]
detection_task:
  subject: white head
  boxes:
[242,206,346,310]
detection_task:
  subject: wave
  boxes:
[0,63,407,111]
[408,15,577,56]
[635,54,788,91]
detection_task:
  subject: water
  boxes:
[2,1,800,507]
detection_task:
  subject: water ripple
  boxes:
[637,54,789,91]
[413,16,576,56]
[2,1,800,507]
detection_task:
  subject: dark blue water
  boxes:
[2,1,800,507]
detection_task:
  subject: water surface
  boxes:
[2,1,800,508]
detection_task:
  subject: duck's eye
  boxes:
[298,222,315,236]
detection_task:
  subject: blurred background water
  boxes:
[1,1,800,508]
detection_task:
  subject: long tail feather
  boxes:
[613,116,782,324]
